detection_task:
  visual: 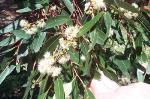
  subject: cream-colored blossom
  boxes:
[94,0,107,11]
[64,26,79,40]
[52,67,62,77]
[44,52,51,58]
[38,58,50,74]
[132,3,138,9]
[113,41,125,54]
[36,19,46,28]
[84,2,91,11]
[25,29,35,35]
[59,38,69,50]
[51,5,57,10]
[84,0,106,14]
[81,55,86,62]
[58,54,70,64]
[20,19,29,27]
[23,25,38,35]
[124,11,133,19]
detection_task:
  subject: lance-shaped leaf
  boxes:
[84,89,95,99]
[54,78,65,99]
[12,30,31,39]
[45,16,70,29]
[62,0,74,13]
[77,12,104,37]
[113,58,131,76]
[0,65,16,85]
[30,32,46,52]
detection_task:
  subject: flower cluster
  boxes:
[38,52,62,77]
[19,19,46,35]
[119,3,139,19]
[59,26,79,50]
[38,26,80,76]
[84,0,106,15]
[113,41,125,54]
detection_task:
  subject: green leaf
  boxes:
[99,55,105,68]
[137,69,144,82]
[89,29,106,46]
[38,35,60,58]
[115,0,139,13]
[80,42,89,55]
[37,91,48,99]
[120,24,128,44]
[104,12,112,33]
[54,78,65,99]
[0,20,19,34]
[72,80,79,99]
[135,34,143,47]
[12,30,31,39]
[77,12,104,37]
[62,0,74,13]
[16,64,21,73]
[0,65,16,85]
[113,58,131,76]
[146,62,150,74]
[68,50,79,65]
[30,32,46,52]
[103,69,118,81]
[16,7,32,13]
[45,16,70,29]
[23,70,38,99]
[84,89,94,99]
[0,37,11,46]
[38,75,49,95]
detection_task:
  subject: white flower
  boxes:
[25,29,35,35]
[113,42,125,54]
[37,19,46,28]
[59,38,69,50]
[48,56,55,66]
[124,11,133,19]
[64,26,79,40]
[20,19,29,27]
[119,7,126,12]
[132,13,138,18]
[38,59,49,74]
[44,52,51,58]
[52,67,62,77]
[95,0,107,11]
[58,54,70,64]
[81,55,86,62]
[84,2,91,11]
[132,3,138,9]
[51,5,57,10]
[24,26,37,35]
[47,66,56,75]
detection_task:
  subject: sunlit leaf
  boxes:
[77,12,104,37]
[0,65,16,85]
[54,78,65,99]
[12,30,31,39]
[45,16,70,29]
[62,0,74,13]
[30,32,46,52]
[84,89,94,99]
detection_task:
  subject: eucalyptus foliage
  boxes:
[0,0,150,98]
